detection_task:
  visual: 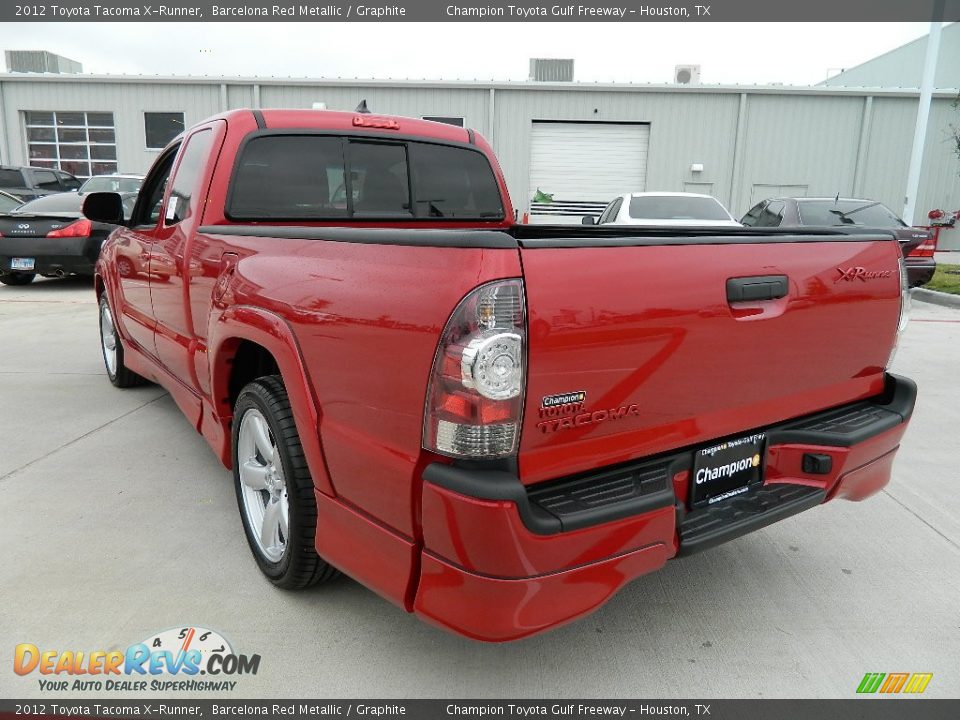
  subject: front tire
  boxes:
[0,273,35,286]
[232,375,338,589]
[98,295,147,388]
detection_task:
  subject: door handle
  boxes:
[726,275,789,303]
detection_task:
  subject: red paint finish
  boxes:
[830,448,900,502]
[518,241,901,485]
[421,483,676,578]
[414,543,671,642]
[314,491,417,609]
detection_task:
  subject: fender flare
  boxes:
[207,305,335,496]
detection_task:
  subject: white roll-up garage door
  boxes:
[528,121,650,224]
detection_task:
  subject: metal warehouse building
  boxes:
[1,31,958,244]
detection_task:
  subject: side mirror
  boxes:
[82,192,125,225]
[581,215,597,225]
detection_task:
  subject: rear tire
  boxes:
[232,375,339,589]
[0,273,36,286]
[98,295,148,388]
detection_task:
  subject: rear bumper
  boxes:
[415,373,916,641]
[0,235,101,276]
[905,256,936,287]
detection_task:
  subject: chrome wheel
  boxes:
[100,302,118,376]
[237,408,289,563]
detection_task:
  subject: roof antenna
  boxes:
[355,99,371,114]
[834,192,840,204]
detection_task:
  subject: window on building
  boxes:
[24,111,117,179]
[144,112,186,151]
[421,116,465,127]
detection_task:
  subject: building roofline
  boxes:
[819,22,958,87]
[0,71,957,98]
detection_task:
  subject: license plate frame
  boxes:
[690,432,766,508]
[10,258,35,271]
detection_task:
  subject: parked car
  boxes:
[740,197,936,287]
[78,174,145,195]
[88,109,914,642]
[0,165,81,202]
[587,191,741,227]
[0,190,23,213]
[5,187,138,219]
[0,192,133,285]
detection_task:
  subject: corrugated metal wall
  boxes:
[0,76,957,223]
[0,79,222,175]
[494,89,743,213]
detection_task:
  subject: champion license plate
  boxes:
[690,432,766,507]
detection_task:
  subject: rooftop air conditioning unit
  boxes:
[674,64,701,84]
[529,58,574,82]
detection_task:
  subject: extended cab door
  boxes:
[149,122,224,389]
[108,147,179,357]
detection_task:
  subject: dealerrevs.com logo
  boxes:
[13,626,260,692]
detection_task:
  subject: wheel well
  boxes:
[227,340,281,410]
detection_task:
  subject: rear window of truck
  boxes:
[227,134,504,221]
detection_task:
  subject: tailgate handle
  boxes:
[726,275,788,303]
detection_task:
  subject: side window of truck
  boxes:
[165,129,214,226]
[131,145,180,228]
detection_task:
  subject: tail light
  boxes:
[887,254,910,370]
[46,218,92,238]
[907,235,937,258]
[423,279,526,459]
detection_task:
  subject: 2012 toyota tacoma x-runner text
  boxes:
[86,109,916,641]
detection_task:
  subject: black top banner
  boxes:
[4,0,960,21]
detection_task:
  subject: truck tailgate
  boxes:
[517,233,902,484]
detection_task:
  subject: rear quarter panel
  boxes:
[220,238,522,538]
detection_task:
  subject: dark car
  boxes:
[0,165,82,202]
[740,197,936,287]
[0,192,134,286]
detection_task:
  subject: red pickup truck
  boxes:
[87,109,916,642]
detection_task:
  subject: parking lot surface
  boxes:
[1,277,958,699]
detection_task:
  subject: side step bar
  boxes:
[678,484,827,556]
